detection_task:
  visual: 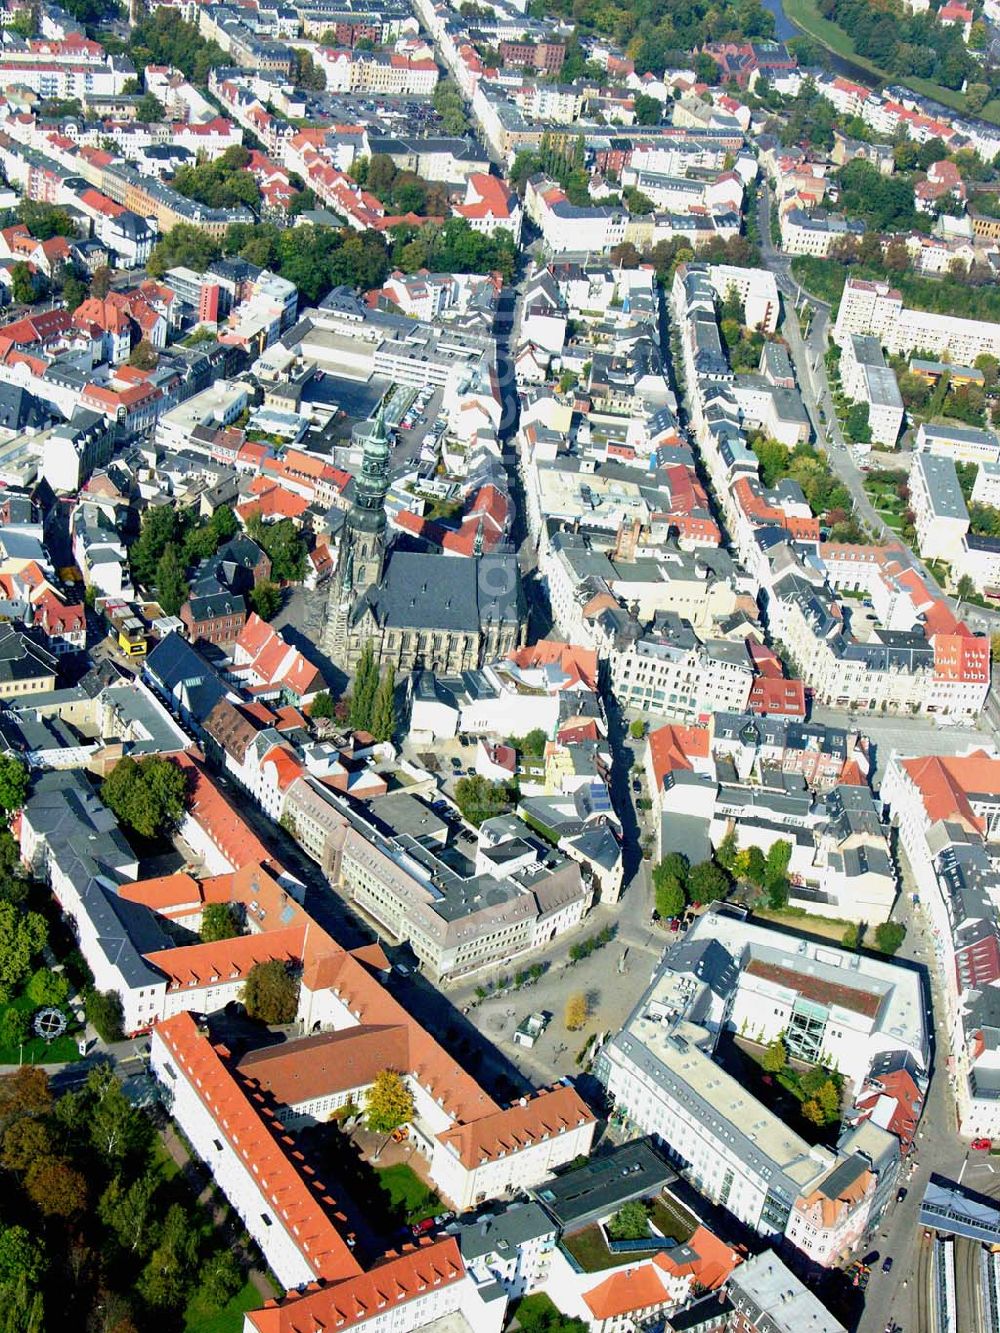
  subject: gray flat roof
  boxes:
[532,1138,675,1231]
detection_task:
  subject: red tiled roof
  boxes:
[239,1024,411,1104]
[145,925,306,989]
[584,1265,667,1320]
[245,1237,465,1333]
[900,751,1000,833]
[437,1084,594,1169]
[154,1013,361,1285]
[647,722,710,789]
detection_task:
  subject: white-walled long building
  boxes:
[834,277,1000,361]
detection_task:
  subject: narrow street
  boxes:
[756,182,1000,636]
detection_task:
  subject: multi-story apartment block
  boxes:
[908,451,970,564]
[835,277,1000,361]
[840,335,904,448]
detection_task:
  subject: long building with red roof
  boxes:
[883,747,1000,1138]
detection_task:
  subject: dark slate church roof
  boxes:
[360,551,522,632]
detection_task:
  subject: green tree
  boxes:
[0,1008,29,1053]
[628,719,646,740]
[101,756,187,839]
[147,222,222,279]
[761,1037,787,1073]
[686,860,729,904]
[24,967,69,1009]
[250,580,281,620]
[10,263,38,306]
[957,574,976,602]
[154,542,188,616]
[632,93,662,125]
[60,272,88,312]
[84,988,123,1042]
[745,845,768,886]
[131,505,183,586]
[310,691,334,720]
[653,862,685,920]
[198,1251,242,1307]
[0,1228,44,1288]
[715,829,739,873]
[453,775,518,827]
[0,902,46,1002]
[98,1171,158,1256]
[136,92,164,122]
[17,201,76,241]
[874,921,906,955]
[0,755,29,813]
[349,640,378,732]
[200,902,240,943]
[138,1203,198,1309]
[87,1066,150,1162]
[606,1201,650,1240]
[509,728,548,757]
[241,960,299,1024]
[845,401,872,444]
[364,1069,414,1133]
[245,513,306,582]
[370,665,397,742]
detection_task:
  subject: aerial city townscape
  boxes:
[5,1,1000,1332]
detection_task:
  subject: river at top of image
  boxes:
[760,0,884,84]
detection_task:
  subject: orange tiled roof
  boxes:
[145,924,306,990]
[436,1084,594,1169]
[239,1024,411,1105]
[647,722,710,789]
[245,1237,465,1333]
[154,1013,361,1285]
[508,639,598,692]
[900,750,1000,833]
[654,1226,738,1289]
[584,1265,668,1320]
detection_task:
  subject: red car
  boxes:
[971,1137,992,1151]
[411,1217,436,1237]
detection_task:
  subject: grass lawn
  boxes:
[376,1163,440,1224]
[512,1293,565,1328]
[563,1223,657,1273]
[0,993,82,1065]
[755,907,852,942]
[150,1134,182,1184]
[649,1195,697,1244]
[184,1281,264,1333]
[781,0,1000,125]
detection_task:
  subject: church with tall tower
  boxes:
[323,406,525,673]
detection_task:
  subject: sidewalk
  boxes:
[160,1124,276,1302]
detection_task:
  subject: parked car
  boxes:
[862,1252,879,1266]
[451,757,463,772]
[896,1188,907,1203]
[972,1137,993,1150]
[881,1257,893,1274]
[411,1217,436,1236]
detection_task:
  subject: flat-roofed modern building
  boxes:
[908,451,970,564]
[596,909,925,1263]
